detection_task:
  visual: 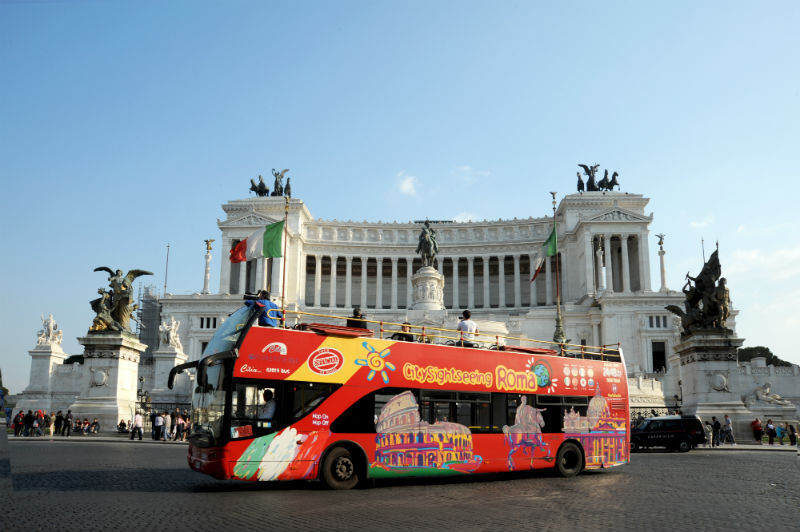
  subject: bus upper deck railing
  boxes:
[265,309,621,362]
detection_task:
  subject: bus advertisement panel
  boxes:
[187,318,629,488]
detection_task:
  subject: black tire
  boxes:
[321,446,361,490]
[630,439,639,452]
[555,442,583,477]
[677,439,692,453]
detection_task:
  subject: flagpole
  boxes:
[550,192,566,346]
[280,196,289,325]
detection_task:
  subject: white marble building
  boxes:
[162,191,689,410]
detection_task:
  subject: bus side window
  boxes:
[330,392,375,434]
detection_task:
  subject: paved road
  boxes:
[2,432,798,532]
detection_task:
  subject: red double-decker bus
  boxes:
[171,305,629,489]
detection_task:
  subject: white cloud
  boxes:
[452,164,492,184]
[725,246,800,281]
[396,171,418,196]
[453,211,475,222]
[689,215,715,229]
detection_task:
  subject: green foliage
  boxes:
[737,346,793,367]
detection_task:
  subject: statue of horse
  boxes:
[502,398,550,470]
[416,220,439,267]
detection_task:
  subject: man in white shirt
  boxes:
[130,412,144,441]
[259,389,276,421]
[456,310,478,347]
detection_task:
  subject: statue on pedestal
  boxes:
[416,220,439,268]
[666,245,731,335]
[37,314,63,345]
[249,175,269,197]
[158,316,183,351]
[271,168,289,196]
[90,267,153,333]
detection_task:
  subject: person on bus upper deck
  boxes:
[259,389,276,420]
[245,290,282,327]
[456,310,478,347]
[346,307,367,329]
[396,322,415,342]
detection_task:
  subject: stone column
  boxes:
[314,255,322,307]
[498,256,506,308]
[595,237,605,292]
[592,321,600,346]
[452,257,460,309]
[202,248,212,294]
[360,256,368,309]
[271,257,282,299]
[584,232,594,296]
[375,256,383,310]
[238,262,247,296]
[330,255,338,308]
[513,254,521,308]
[467,256,475,308]
[344,256,353,308]
[406,257,413,308]
[219,238,231,294]
[482,256,490,308]
[437,257,444,275]
[604,234,613,293]
[640,231,652,291]
[659,246,668,292]
[390,257,398,309]
[545,254,553,305]
[620,234,631,293]
[528,253,537,306]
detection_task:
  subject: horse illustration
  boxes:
[502,397,550,470]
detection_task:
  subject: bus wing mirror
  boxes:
[168,360,199,390]
[197,349,239,387]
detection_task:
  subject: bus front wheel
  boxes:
[555,442,583,477]
[322,447,360,490]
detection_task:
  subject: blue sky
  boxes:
[2,1,799,393]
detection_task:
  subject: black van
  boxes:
[630,415,706,452]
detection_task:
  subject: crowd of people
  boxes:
[10,409,100,437]
[750,417,797,446]
[122,408,191,442]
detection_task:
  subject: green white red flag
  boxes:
[229,221,284,263]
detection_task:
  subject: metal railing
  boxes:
[267,309,621,361]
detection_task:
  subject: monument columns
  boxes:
[344,255,353,308]
[640,231,652,291]
[314,254,322,307]
[219,237,231,294]
[621,234,631,293]
[360,256,368,309]
[330,255,338,308]
[595,236,605,292]
[482,256,490,308]
[452,257,460,309]
[467,256,475,308]
[604,234,613,293]
[659,246,668,292]
[584,232,594,296]
[375,256,383,310]
[498,256,506,308]
[528,253,537,306]
[406,257,413,307]
[390,257,398,309]
[513,254,521,308]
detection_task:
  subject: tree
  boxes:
[737,346,793,367]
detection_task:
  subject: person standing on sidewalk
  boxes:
[710,416,721,447]
[63,410,73,437]
[722,414,736,445]
[750,418,763,443]
[765,419,776,445]
[153,412,164,440]
[130,412,143,440]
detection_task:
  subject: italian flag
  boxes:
[229,221,284,263]
[530,225,557,282]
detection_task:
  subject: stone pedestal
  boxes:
[149,345,189,402]
[15,342,69,413]
[674,329,750,433]
[69,332,145,433]
[411,266,445,311]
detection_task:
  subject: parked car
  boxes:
[630,415,706,452]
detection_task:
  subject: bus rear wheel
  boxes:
[322,447,361,490]
[556,442,583,477]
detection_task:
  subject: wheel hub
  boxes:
[334,457,353,480]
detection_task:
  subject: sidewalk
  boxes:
[698,443,796,452]
[5,430,189,445]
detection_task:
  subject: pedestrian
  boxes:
[174,415,185,441]
[775,423,785,445]
[163,411,172,441]
[54,411,64,436]
[23,410,35,437]
[47,412,54,437]
[130,411,143,440]
[154,411,165,440]
[750,418,763,443]
[788,424,797,446]
[13,410,24,437]
[456,310,478,347]
[709,416,721,447]
[765,419,776,445]
[63,410,73,437]
[722,414,736,445]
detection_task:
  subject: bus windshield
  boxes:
[202,306,256,357]
[192,359,229,446]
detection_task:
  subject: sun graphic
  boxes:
[355,342,396,383]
